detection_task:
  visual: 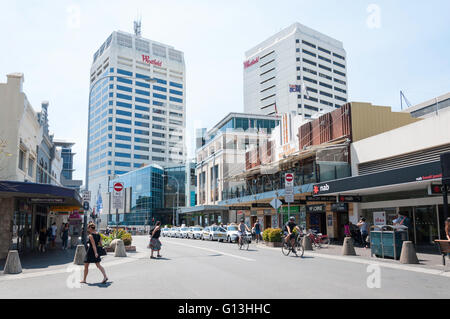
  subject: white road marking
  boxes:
[255,244,450,277]
[0,252,149,282]
[167,241,255,262]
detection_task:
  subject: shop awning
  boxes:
[0,180,82,206]
[312,161,442,196]
[179,205,229,214]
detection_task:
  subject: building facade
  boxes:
[314,99,450,246]
[86,29,186,223]
[220,103,420,239]
[403,91,450,119]
[0,73,81,259]
[244,22,348,119]
[180,113,280,226]
[53,140,83,192]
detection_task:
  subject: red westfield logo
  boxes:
[244,57,259,69]
[142,55,163,67]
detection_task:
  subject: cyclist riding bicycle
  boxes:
[238,219,251,246]
[283,217,301,253]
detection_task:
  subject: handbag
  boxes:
[97,245,107,256]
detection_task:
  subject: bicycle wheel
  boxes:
[281,241,291,256]
[238,240,243,250]
[294,240,304,257]
[321,237,330,247]
[245,239,250,251]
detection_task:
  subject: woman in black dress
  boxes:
[80,223,108,284]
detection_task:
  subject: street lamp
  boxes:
[83,74,157,245]
[164,174,179,226]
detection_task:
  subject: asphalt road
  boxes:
[1,235,449,299]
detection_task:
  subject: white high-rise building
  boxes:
[244,23,348,119]
[86,28,186,209]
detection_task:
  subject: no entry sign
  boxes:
[114,183,124,192]
[285,173,294,183]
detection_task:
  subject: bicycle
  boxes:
[282,234,304,257]
[238,233,250,250]
[307,230,330,249]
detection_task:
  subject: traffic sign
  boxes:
[114,183,124,192]
[285,173,294,185]
[83,201,90,211]
[82,190,91,202]
[270,198,282,210]
[284,193,294,203]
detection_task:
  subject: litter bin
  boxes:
[370,225,408,260]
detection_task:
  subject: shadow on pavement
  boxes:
[0,247,76,271]
[87,281,113,288]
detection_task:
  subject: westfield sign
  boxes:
[243,57,259,69]
[142,55,163,67]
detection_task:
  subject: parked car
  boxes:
[174,227,182,238]
[169,227,179,238]
[161,228,170,237]
[225,225,239,243]
[226,225,252,243]
[204,226,227,241]
[201,227,211,240]
[180,227,190,238]
[188,226,203,239]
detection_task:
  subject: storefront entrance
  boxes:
[264,215,272,229]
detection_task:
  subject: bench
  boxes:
[435,240,450,266]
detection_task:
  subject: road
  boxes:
[0,235,449,299]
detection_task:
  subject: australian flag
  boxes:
[289,84,301,93]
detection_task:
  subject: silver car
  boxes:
[226,225,252,243]
[188,227,203,239]
[204,226,227,242]
[179,227,190,238]
[161,228,170,237]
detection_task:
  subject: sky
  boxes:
[1,0,449,184]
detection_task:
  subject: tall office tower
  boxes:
[243,23,348,119]
[86,26,186,207]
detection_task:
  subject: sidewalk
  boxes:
[256,242,449,272]
[0,237,149,277]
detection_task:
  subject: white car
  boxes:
[225,225,240,243]
[161,228,170,237]
[188,227,203,239]
[204,226,227,241]
[169,227,179,238]
[226,225,252,243]
[179,227,190,238]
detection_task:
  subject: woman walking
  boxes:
[150,221,162,259]
[38,227,48,252]
[80,223,108,284]
[61,223,69,250]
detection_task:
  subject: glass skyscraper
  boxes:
[86,29,186,224]
[109,164,164,226]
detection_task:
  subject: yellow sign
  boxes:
[50,206,81,212]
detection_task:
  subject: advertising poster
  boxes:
[373,211,386,226]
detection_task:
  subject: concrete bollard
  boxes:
[114,239,127,257]
[302,236,313,251]
[399,241,419,264]
[342,237,356,256]
[3,250,22,274]
[109,239,120,251]
[73,245,86,265]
